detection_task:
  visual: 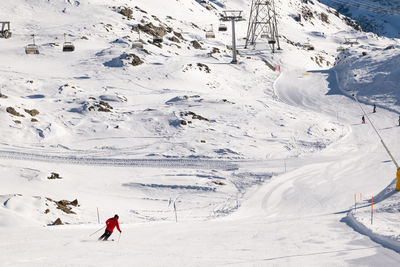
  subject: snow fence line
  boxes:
[345,212,400,253]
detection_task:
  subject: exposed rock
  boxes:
[183,63,210,73]
[191,40,202,49]
[182,111,209,122]
[119,7,133,19]
[14,120,21,124]
[31,118,38,122]
[173,31,185,40]
[135,6,147,14]
[301,6,314,21]
[168,36,180,43]
[212,181,225,186]
[46,198,77,214]
[320,12,329,24]
[70,199,79,207]
[48,172,61,179]
[99,101,113,110]
[44,209,50,214]
[180,120,187,125]
[210,47,220,54]
[24,109,39,116]
[6,107,25,117]
[52,218,63,225]
[81,36,89,40]
[98,106,111,112]
[128,53,143,66]
[133,23,167,38]
[294,14,302,22]
[384,45,395,50]
[196,63,210,73]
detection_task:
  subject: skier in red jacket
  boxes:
[98,214,121,241]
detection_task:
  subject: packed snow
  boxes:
[0,0,400,266]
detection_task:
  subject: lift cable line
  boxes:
[245,0,281,52]
[352,94,400,191]
[220,10,243,64]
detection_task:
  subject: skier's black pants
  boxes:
[99,230,112,241]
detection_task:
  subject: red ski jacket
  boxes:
[105,217,121,232]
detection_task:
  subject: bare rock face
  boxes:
[128,54,143,66]
[168,36,180,43]
[173,31,185,41]
[191,40,202,49]
[48,172,61,179]
[133,23,167,38]
[46,198,78,214]
[24,109,40,116]
[196,63,210,73]
[6,107,25,117]
[119,7,133,19]
[70,199,79,207]
[52,218,63,225]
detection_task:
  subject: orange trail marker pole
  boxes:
[354,193,357,211]
[371,196,374,225]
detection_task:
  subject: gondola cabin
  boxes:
[62,42,75,52]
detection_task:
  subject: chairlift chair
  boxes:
[62,33,75,52]
[303,42,314,51]
[218,23,227,32]
[25,34,39,54]
[205,24,215,38]
[132,41,144,49]
[0,21,12,39]
[261,30,269,39]
[206,31,215,38]
[132,32,144,49]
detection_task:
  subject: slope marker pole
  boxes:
[97,207,100,224]
[371,195,374,225]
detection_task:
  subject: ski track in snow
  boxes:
[0,149,239,169]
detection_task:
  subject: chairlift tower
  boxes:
[220,10,243,64]
[245,0,281,52]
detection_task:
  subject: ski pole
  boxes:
[89,226,106,237]
[118,232,121,243]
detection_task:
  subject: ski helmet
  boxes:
[114,214,119,219]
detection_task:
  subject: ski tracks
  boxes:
[0,149,239,170]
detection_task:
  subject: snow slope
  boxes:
[0,0,400,266]
[321,0,400,38]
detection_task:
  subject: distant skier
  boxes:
[398,115,400,126]
[362,115,365,124]
[373,104,376,113]
[98,214,121,241]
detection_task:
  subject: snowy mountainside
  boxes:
[334,43,400,111]
[1,0,400,266]
[321,0,400,38]
[0,0,355,160]
[0,0,363,227]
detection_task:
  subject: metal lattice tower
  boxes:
[245,0,281,52]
